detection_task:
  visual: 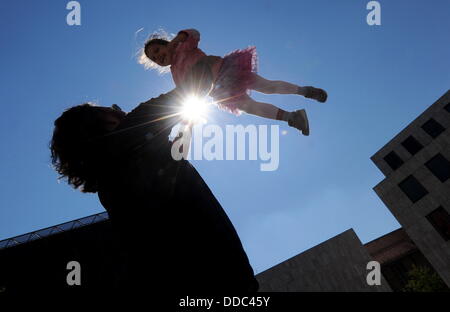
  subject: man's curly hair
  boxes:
[50,103,110,193]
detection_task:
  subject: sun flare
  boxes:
[181,95,209,123]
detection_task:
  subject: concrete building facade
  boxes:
[365,228,445,291]
[371,90,450,287]
[256,91,450,292]
[256,229,392,292]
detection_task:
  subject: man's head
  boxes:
[50,103,126,193]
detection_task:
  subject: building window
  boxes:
[421,118,445,138]
[401,136,423,155]
[384,151,404,170]
[445,102,450,113]
[426,207,450,241]
[398,175,428,203]
[425,153,450,182]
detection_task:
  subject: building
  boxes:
[0,212,128,293]
[257,90,450,292]
[256,229,392,292]
[371,90,450,287]
[365,227,445,291]
[256,226,447,292]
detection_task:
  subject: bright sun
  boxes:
[181,95,209,123]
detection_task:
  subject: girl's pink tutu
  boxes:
[210,46,258,115]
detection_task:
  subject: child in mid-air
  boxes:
[139,29,328,136]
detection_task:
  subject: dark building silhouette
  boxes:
[0,212,126,293]
[1,215,445,293]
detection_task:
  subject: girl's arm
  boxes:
[167,32,188,51]
[168,29,201,53]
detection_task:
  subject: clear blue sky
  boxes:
[1,0,449,273]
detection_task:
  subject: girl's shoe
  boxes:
[303,86,328,103]
[288,109,310,136]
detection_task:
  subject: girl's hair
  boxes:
[137,29,174,74]
[50,103,110,193]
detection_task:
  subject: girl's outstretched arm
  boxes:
[169,29,201,52]
[167,31,188,51]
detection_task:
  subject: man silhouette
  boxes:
[50,59,258,293]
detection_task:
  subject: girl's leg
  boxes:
[250,74,300,95]
[235,95,310,135]
[235,94,284,120]
[250,73,328,102]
